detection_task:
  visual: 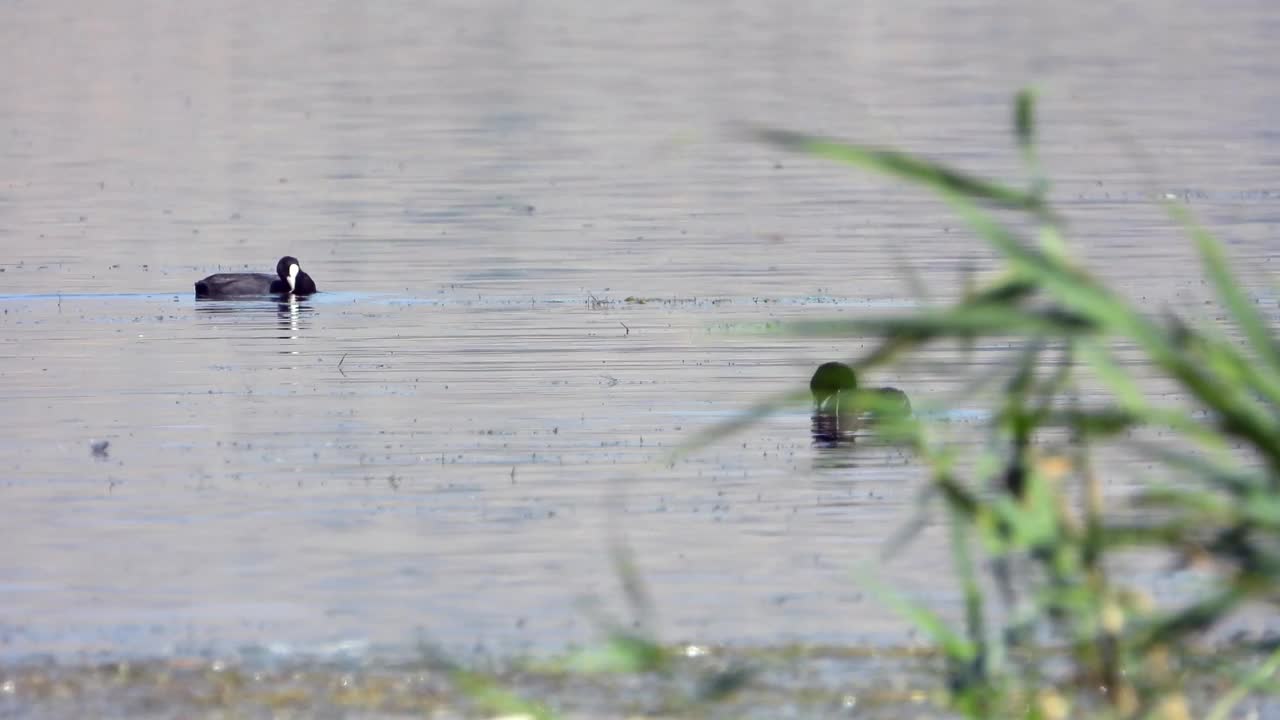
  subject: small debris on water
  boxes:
[90,440,110,459]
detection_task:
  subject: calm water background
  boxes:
[2,0,1279,661]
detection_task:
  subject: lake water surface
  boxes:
[3,0,1280,663]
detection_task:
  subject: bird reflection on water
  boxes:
[192,296,314,351]
[276,297,307,344]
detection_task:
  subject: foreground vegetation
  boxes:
[734,90,1280,718]
[440,90,1280,719]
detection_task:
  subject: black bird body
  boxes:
[195,256,317,299]
[809,361,912,446]
[809,361,912,417]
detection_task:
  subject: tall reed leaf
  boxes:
[1174,203,1280,404]
[754,129,1048,215]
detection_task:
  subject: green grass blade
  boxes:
[948,504,990,667]
[1014,89,1035,155]
[1136,486,1238,523]
[858,566,976,662]
[1206,644,1280,720]
[1131,442,1262,496]
[955,207,1280,466]
[754,128,1048,214]
[1178,298,1280,414]
[1076,340,1145,409]
[1173,203,1280,383]
[940,196,1130,333]
[451,670,561,720]
[1078,340,1232,452]
[1138,587,1244,649]
[1013,87,1047,202]
[564,633,670,674]
[783,305,1095,340]
[608,542,658,636]
[1037,408,1138,437]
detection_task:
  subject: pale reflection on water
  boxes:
[2,0,1279,660]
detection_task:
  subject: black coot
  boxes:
[809,361,911,417]
[809,361,858,413]
[194,256,317,299]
